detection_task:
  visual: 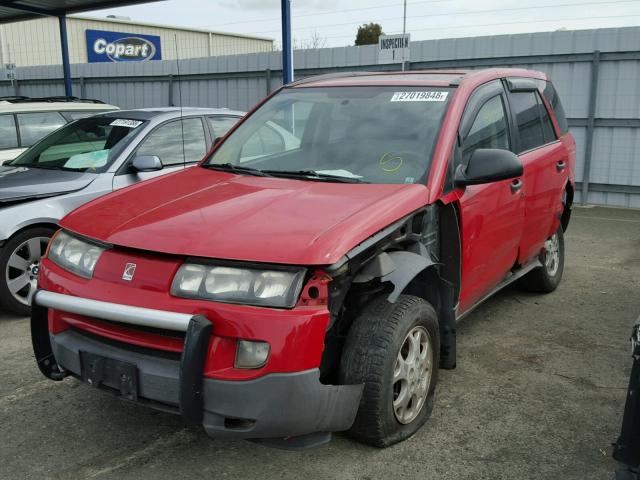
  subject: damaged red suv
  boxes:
[31,69,575,448]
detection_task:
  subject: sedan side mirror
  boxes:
[454,148,523,186]
[131,155,163,172]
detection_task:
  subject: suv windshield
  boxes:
[8,116,146,172]
[205,86,452,184]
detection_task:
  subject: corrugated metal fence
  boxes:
[1,26,639,207]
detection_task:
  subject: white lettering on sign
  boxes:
[390,91,449,102]
[93,37,155,61]
[110,119,143,128]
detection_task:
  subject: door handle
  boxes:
[556,160,566,172]
[511,178,523,194]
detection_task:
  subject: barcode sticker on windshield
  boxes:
[110,119,143,128]
[391,91,448,102]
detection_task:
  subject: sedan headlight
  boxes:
[171,263,305,308]
[47,230,107,278]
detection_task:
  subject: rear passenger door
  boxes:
[455,81,525,312]
[112,117,208,190]
[505,79,567,265]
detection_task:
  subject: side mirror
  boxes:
[454,148,523,186]
[131,155,163,172]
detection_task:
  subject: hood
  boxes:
[0,165,97,203]
[61,167,429,265]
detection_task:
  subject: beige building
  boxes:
[0,14,273,67]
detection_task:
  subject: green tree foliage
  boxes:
[355,23,384,46]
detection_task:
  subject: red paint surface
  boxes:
[43,68,575,378]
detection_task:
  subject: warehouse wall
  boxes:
[1,26,639,207]
[0,16,272,67]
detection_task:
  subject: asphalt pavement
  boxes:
[1,205,639,479]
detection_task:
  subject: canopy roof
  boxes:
[0,0,161,23]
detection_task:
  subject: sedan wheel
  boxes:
[0,227,55,316]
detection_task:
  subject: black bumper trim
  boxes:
[179,315,212,425]
[31,302,67,381]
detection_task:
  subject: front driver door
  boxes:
[455,81,525,313]
[112,117,208,190]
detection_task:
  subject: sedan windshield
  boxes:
[205,86,453,184]
[9,116,146,172]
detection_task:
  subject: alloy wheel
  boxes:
[392,325,433,424]
[5,236,50,307]
[543,233,560,277]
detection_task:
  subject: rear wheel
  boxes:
[518,226,565,293]
[0,227,55,316]
[340,294,440,447]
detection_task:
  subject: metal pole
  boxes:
[401,0,407,71]
[581,49,600,205]
[266,68,272,95]
[58,15,72,97]
[281,0,293,84]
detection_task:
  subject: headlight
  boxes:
[171,263,305,308]
[47,230,107,278]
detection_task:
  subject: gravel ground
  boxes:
[1,205,639,480]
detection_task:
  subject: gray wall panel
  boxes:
[1,26,640,206]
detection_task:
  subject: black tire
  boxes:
[518,226,565,293]
[339,294,440,447]
[0,227,56,316]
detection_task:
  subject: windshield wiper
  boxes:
[261,169,367,183]
[203,163,273,177]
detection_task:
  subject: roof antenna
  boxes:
[174,34,186,166]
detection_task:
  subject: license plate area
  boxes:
[80,351,138,401]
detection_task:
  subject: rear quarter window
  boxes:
[540,81,569,135]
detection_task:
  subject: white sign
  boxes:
[378,33,410,65]
[391,91,449,102]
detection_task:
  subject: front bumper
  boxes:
[32,290,363,439]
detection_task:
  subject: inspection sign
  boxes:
[378,33,410,65]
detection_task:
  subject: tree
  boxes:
[355,23,383,46]
[294,31,328,50]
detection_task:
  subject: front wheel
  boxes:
[339,294,440,447]
[518,226,565,293]
[0,227,55,316]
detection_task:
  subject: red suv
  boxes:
[31,69,575,448]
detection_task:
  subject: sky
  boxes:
[87,0,640,47]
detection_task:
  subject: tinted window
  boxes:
[541,81,569,134]
[17,112,66,147]
[0,115,18,149]
[208,116,240,138]
[462,95,510,162]
[510,92,545,153]
[137,118,207,166]
[539,93,557,144]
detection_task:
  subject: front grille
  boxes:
[92,317,187,342]
[70,327,183,362]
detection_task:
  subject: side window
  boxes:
[461,95,510,163]
[239,123,288,162]
[17,112,66,147]
[208,116,240,139]
[0,115,18,150]
[538,93,557,144]
[510,92,546,153]
[136,118,207,167]
[542,81,569,135]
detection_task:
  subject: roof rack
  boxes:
[0,95,105,104]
